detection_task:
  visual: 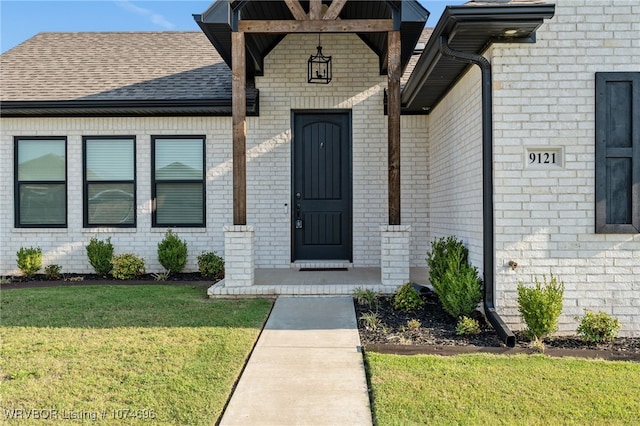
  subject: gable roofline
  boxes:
[401,2,555,114]
[194,0,429,77]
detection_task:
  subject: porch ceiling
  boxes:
[194,0,429,77]
[401,3,555,114]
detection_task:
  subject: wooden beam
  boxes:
[284,0,308,20]
[232,31,247,225]
[238,19,394,33]
[309,0,322,20]
[323,0,347,20]
[387,30,401,226]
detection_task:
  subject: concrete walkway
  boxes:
[219,297,372,426]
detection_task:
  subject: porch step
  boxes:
[207,280,398,298]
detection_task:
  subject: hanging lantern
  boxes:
[307,34,332,84]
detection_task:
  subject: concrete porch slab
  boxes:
[207,267,429,297]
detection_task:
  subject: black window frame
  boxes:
[83,136,137,228]
[595,72,640,234]
[151,135,206,228]
[14,136,68,228]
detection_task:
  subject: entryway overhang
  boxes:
[194,0,429,77]
[401,2,556,114]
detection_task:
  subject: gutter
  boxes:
[439,35,516,348]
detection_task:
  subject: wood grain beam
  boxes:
[238,19,394,33]
[309,0,322,19]
[323,0,347,20]
[284,0,308,20]
[387,30,401,225]
[232,31,247,225]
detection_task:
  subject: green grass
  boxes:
[0,285,272,425]
[367,352,640,426]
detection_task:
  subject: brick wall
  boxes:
[490,0,640,336]
[0,33,430,275]
[426,1,639,336]
[0,116,231,275]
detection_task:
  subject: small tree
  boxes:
[157,230,187,274]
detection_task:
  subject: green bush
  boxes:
[86,237,114,276]
[517,274,564,342]
[427,237,482,319]
[157,230,188,274]
[392,283,424,312]
[111,253,146,280]
[576,310,622,343]
[197,252,225,279]
[17,247,42,278]
[427,236,467,286]
[456,316,481,335]
[44,264,62,280]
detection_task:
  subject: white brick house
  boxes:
[1,0,638,337]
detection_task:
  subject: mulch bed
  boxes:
[355,288,640,362]
[0,273,216,289]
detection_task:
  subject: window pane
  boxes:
[88,183,135,225]
[156,183,203,225]
[155,139,203,180]
[19,183,66,225]
[86,139,134,181]
[18,140,65,181]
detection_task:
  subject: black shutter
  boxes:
[595,72,640,233]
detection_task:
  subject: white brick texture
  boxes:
[489,0,640,336]
[0,33,429,280]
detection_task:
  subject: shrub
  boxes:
[197,252,225,279]
[427,237,482,319]
[517,274,564,342]
[17,247,42,278]
[427,236,467,286]
[86,237,114,276]
[456,316,481,335]
[436,261,483,319]
[157,230,188,274]
[44,264,62,280]
[576,310,622,343]
[353,287,378,310]
[392,283,424,312]
[111,253,146,280]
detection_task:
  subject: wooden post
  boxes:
[387,30,401,225]
[232,31,247,225]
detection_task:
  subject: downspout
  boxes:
[439,35,516,347]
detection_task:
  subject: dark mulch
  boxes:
[0,272,218,289]
[356,287,640,361]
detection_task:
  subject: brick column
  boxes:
[380,225,411,286]
[223,225,255,287]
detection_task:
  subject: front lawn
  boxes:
[367,352,640,425]
[0,285,272,425]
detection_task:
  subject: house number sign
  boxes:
[525,147,563,169]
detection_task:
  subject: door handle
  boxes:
[295,192,302,200]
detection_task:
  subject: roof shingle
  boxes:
[1,31,230,101]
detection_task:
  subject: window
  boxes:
[595,72,640,233]
[152,136,205,227]
[84,137,136,227]
[14,137,67,227]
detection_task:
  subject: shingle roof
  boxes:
[0,31,230,101]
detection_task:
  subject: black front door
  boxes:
[293,112,352,261]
